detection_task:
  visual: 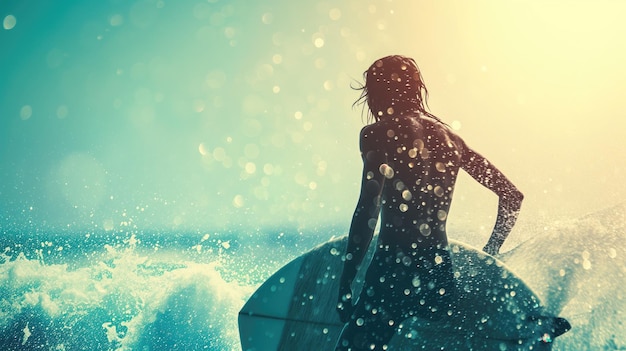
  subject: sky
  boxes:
[1,0,625,237]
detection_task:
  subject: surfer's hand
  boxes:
[482,244,499,256]
[336,285,354,323]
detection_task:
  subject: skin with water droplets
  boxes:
[337,55,524,351]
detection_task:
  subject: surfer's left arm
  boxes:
[460,147,524,255]
[337,127,385,321]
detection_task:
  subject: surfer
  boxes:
[335,55,523,351]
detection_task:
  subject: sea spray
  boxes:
[502,204,626,350]
[0,233,254,351]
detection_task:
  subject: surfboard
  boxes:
[238,236,570,350]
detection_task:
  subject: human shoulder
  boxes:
[360,119,393,133]
[359,120,394,141]
[358,121,396,155]
[419,116,469,154]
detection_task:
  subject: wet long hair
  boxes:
[353,55,445,125]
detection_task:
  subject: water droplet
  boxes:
[386,107,394,115]
[3,15,16,30]
[193,99,205,112]
[434,255,443,265]
[413,139,424,150]
[399,203,408,212]
[323,80,333,91]
[56,105,69,119]
[232,195,244,208]
[434,186,444,197]
[198,143,209,156]
[608,248,617,258]
[435,162,446,172]
[213,147,226,161]
[390,72,400,82]
[368,218,378,229]
[109,14,124,27]
[356,318,365,326]
[408,148,418,158]
[244,162,256,174]
[419,223,431,236]
[402,190,412,201]
[329,8,342,20]
[261,12,274,24]
[272,54,282,64]
[20,105,32,120]
[312,33,325,48]
[263,163,274,175]
[412,277,420,287]
[437,210,447,221]
[379,164,394,179]
[386,129,395,138]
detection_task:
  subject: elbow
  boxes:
[514,189,524,203]
[499,188,523,208]
[507,189,524,210]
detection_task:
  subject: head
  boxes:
[354,55,431,123]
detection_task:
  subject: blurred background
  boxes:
[2,0,625,240]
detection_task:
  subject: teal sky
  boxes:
[2,0,625,237]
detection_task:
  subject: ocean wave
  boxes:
[0,234,252,351]
[502,203,626,350]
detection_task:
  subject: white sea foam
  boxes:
[502,203,626,350]
[0,235,253,351]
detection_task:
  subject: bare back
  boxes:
[360,115,465,251]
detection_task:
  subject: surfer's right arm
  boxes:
[460,145,524,256]
[337,126,386,322]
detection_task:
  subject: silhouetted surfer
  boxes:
[335,55,523,351]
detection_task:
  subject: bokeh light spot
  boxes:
[20,105,32,120]
[261,12,273,24]
[109,14,124,27]
[245,162,256,174]
[56,105,69,119]
[198,143,209,156]
[312,33,325,48]
[3,15,16,30]
[329,8,342,21]
[233,195,244,208]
